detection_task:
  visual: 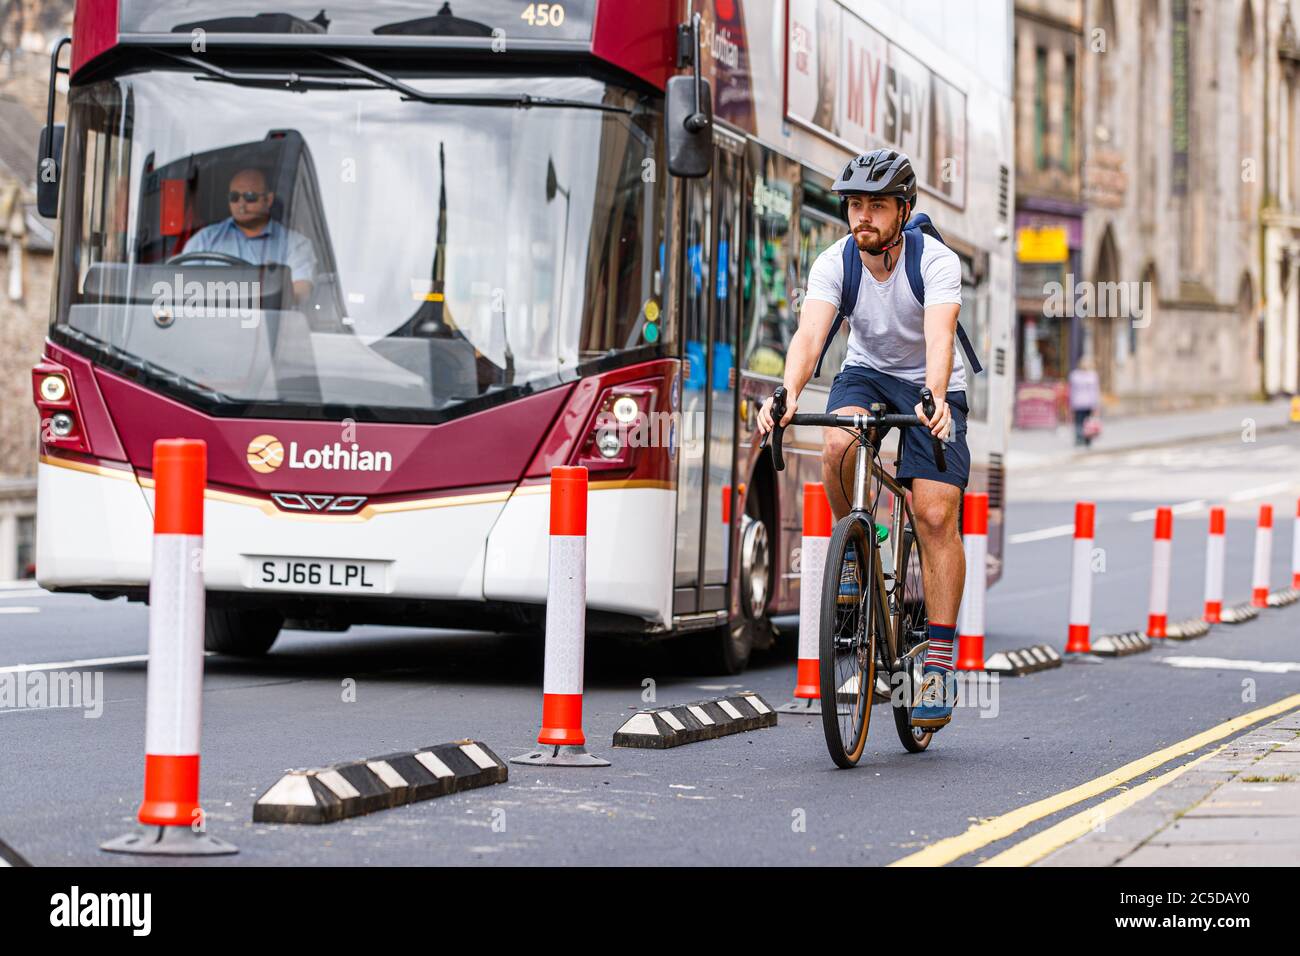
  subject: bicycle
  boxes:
[762,385,949,768]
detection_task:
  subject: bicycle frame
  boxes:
[844,432,928,676]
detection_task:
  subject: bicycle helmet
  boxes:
[833,148,917,269]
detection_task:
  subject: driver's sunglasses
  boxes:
[228,190,268,204]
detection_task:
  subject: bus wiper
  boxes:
[316,53,633,113]
[161,52,376,92]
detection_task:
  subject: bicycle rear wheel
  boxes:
[819,516,879,768]
[892,526,934,753]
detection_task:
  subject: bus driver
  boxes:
[183,167,317,304]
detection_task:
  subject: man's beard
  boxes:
[853,219,900,251]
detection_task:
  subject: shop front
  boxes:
[1013,204,1083,428]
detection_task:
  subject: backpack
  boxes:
[812,213,984,379]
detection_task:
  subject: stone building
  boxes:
[1261,0,1300,396]
[0,91,54,580]
[1078,0,1270,414]
[1012,0,1086,426]
[0,0,69,579]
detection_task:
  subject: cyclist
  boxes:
[756,147,967,730]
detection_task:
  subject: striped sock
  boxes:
[924,621,956,672]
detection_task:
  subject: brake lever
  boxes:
[920,390,951,476]
[763,386,788,471]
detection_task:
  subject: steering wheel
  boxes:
[166,250,255,267]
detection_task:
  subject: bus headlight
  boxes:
[50,412,75,437]
[595,429,622,459]
[39,375,68,402]
[612,396,639,424]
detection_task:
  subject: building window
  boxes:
[1062,53,1075,171]
[16,516,35,579]
[1034,46,1049,170]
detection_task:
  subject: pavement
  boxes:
[1038,707,1300,866]
[1007,396,1296,471]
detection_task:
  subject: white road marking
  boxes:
[1228,481,1294,502]
[0,608,39,615]
[1128,499,1207,522]
[0,654,150,674]
[1008,524,1076,545]
[1161,656,1300,674]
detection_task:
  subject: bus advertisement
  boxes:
[31,0,1012,673]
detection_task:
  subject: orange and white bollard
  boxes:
[1292,499,1300,590]
[719,483,746,525]
[1065,501,1096,653]
[512,466,609,767]
[779,484,832,713]
[1203,507,1226,623]
[1252,504,1273,607]
[103,439,236,855]
[956,493,989,670]
[1146,507,1173,638]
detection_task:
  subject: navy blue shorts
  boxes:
[825,365,971,490]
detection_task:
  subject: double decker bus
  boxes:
[32,0,1012,673]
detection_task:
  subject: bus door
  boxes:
[674,132,746,616]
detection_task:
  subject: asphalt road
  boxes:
[2,428,1299,866]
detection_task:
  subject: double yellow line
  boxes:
[889,693,1300,867]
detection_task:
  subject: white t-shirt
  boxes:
[805,232,965,391]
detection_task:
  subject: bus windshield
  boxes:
[55,70,664,421]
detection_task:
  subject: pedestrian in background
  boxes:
[1069,356,1101,447]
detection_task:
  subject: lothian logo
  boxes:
[246,434,393,474]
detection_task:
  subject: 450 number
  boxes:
[520,3,566,27]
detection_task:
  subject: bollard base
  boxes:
[1066,650,1107,665]
[510,744,610,768]
[101,825,238,856]
[777,697,856,716]
[776,697,824,714]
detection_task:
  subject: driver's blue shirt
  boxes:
[183,217,317,284]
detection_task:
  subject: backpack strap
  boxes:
[812,237,862,379]
[902,215,985,376]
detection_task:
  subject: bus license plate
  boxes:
[245,557,388,593]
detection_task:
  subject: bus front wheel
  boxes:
[204,608,284,656]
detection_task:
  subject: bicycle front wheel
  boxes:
[819,516,879,768]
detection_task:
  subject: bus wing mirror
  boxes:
[38,37,71,220]
[666,75,712,178]
[37,124,64,219]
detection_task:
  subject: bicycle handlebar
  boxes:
[760,385,948,474]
